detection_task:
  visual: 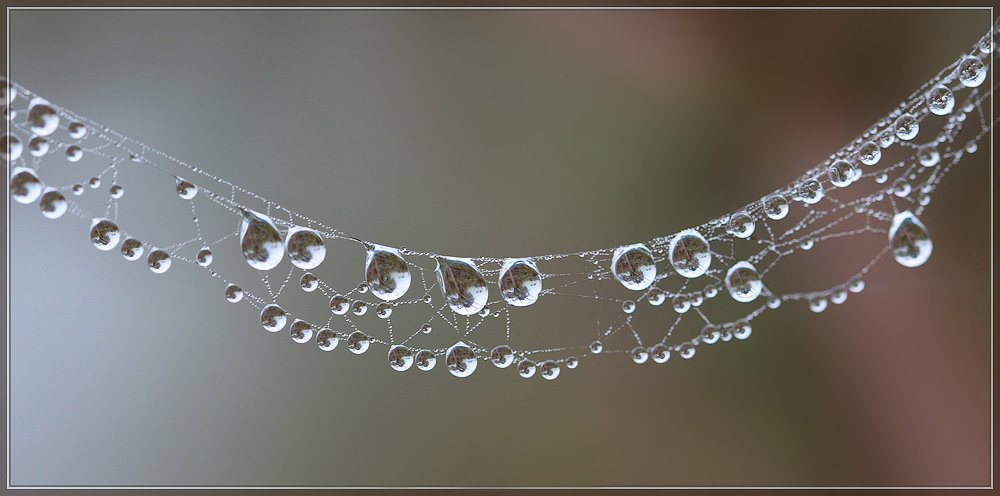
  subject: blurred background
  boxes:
[8,9,992,487]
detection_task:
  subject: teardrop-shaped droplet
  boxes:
[39,189,67,219]
[176,180,197,200]
[445,341,477,378]
[435,257,489,316]
[762,194,789,220]
[517,359,537,378]
[539,360,560,380]
[388,345,414,371]
[225,284,243,303]
[147,249,171,274]
[498,258,542,307]
[889,211,933,268]
[260,304,287,332]
[725,261,763,303]
[240,209,284,271]
[90,218,121,251]
[726,212,755,238]
[27,97,59,136]
[316,328,339,351]
[121,238,144,261]
[957,55,987,87]
[612,243,656,289]
[285,226,326,270]
[346,331,370,354]
[858,141,881,166]
[289,319,314,344]
[196,247,213,267]
[365,244,411,301]
[926,85,955,115]
[894,114,919,141]
[490,345,515,368]
[414,350,436,371]
[668,230,711,279]
[11,167,43,204]
[1,134,22,161]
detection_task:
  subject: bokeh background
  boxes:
[7,9,992,487]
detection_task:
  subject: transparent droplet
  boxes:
[669,229,711,279]
[109,184,124,199]
[176,180,197,200]
[700,324,720,345]
[330,295,349,315]
[415,350,436,371]
[479,307,491,317]
[388,345,414,371]
[490,345,515,368]
[796,179,824,204]
[809,296,828,313]
[917,145,940,167]
[260,304,287,332]
[121,238,144,261]
[877,128,896,148]
[566,357,579,369]
[650,343,671,364]
[498,258,542,307]
[147,249,171,274]
[889,211,933,268]
[762,194,789,220]
[11,167,43,204]
[626,346,647,364]
[27,98,59,136]
[420,323,432,334]
[848,277,865,293]
[39,189,67,219]
[225,284,243,303]
[719,324,734,342]
[517,359,537,378]
[622,300,636,314]
[240,209,284,271]
[88,177,100,189]
[894,114,919,141]
[828,160,854,188]
[858,141,881,166]
[316,328,339,351]
[589,340,604,354]
[300,273,318,292]
[72,184,84,195]
[435,257,489,316]
[445,342,477,378]
[892,178,912,197]
[346,331,370,354]
[726,211,755,238]
[351,300,368,316]
[672,294,690,314]
[65,145,83,162]
[539,360,560,380]
[965,141,978,153]
[375,302,392,319]
[1,134,22,161]
[957,55,987,87]
[290,319,314,344]
[979,34,994,54]
[647,288,666,306]
[196,247,213,267]
[875,172,888,184]
[365,245,411,301]
[89,218,121,251]
[926,85,955,115]
[704,283,719,298]
[28,136,48,157]
[679,343,696,359]
[612,243,657,289]
[767,295,782,309]
[725,261,763,303]
[285,226,326,270]
[68,122,87,139]
[734,321,752,340]
[799,238,815,251]
[356,283,369,294]
[690,292,704,307]
[830,288,848,305]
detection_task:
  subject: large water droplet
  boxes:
[39,189,67,219]
[225,284,244,303]
[28,137,48,157]
[90,218,121,251]
[796,179,824,204]
[889,211,932,268]
[668,230,711,279]
[27,97,59,136]
[445,341,477,378]
[147,249,171,274]
[435,257,489,316]
[285,226,326,270]
[490,345,514,368]
[498,258,542,307]
[330,295,350,315]
[260,304,287,332]
[1,134,22,161]
[539,360,560,380]
[858,141,881,166]
[365,245,411,301]
[957,55,987,87]
[388,345,414,371]
[290,319,314,344]
[11,167,43,204]
[894,114,919,141]
[917,145,940,167]
[239,209,284,271]
[926,85,955,115]
[121,238,144,261]
[346,331,370,354]
[612,243,657,289]
[762,194,789,220]
[517,359,537,378]
[828,160,855,187]
[726,212,755,238]
[316,328,339,351]
[725,261,763,303]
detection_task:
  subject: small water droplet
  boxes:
[540,360,560,380]
[650,344,671,363]
[27,98,59,136]
[878,128,896,148]
[300,273,318,292]
[612,243,657,289]
[762,194,789,220]
[679,343,696,359]
[147,249,171,274]
[622,300,636,314]
[858,141,881,166]
[260,304,287,332]
[917,145,940,167]
[892,178,912,197]
[376,302,392,319]
[414,350,436,371]
[799,238,814,251]
[346,331,370,354]
[631,346,649,364]
[725,261,763,303]
[285,226,326,270]
[352,300,368,316]
[498,258,542,307]
[668,230,711,279]
[849,277,865,293]
[388,345,414,371]
[28,136,48,157]
[121,238,144,261]
[926,85,955,115]
[647,288,666,306]
[316,328,339,351]
[88,177,101,189]
[290,319,314,344]
[828,160,855,188]
[65,145,83,162]
[445,341,477,378]
[566,357,579,369]
[490,345,514,368]
[1,134,22,161]
[734,321,752,340]
[225,284,243,303]
[68,122,87,139]
[89,218,121,251]
[365,245,411,301]
[957,55,987,87]
[72,184,84,195]
[109,184,124,198]
[809,296,828,313]
[589,340,604,354]
[330,295,349,315]
[672,294,690,314]
[726,211,755,238]
[965,141,978,153]
[39,189,67,219]
[517,359,537,378]
[796,179,824,204]
[830,288,848,304]
[435,257,489,316]
[240,209,284,271]
[894,114,919,141]
[875,172,888,184]
[889,211,933,268]
[176,180,197,200]
[196,247,213,267]
[767,295,782,309]
[11,167,43,204]
[420,323,432,334]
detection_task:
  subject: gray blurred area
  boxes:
[8,9,991,487]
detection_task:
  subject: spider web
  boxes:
[5,21,997,381]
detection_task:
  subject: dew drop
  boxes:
[622,300,636,314]
[109,184,124,199]
[858,141,881,166]
[329,295,350,315]
[176,180,197,200]
[668,229,711,279]
[631,346,649,364]
[809,296,828,313]
[672,295,690,314]
[365,245,411,301]
[828,160,855,188]
[435,257,489,316]
[704,284,719,298]
[517,359,537,378]
[957,55,987,87]
[726,211,755,238]
[88,177,101,189]
[27,98,59,136]
[415,350,436,371]
[490,345,515,368]
[316,328,339,351]
[848,277,865,293]
[796,179,824,205]
[479,307,490,317]
[650,343,671,364]
[147,249,171,274]
[89,218,121,251]
[540,360,560,380]
[445,341,477,378]
[375,302,392,319]
[352,300,368,316]
[566,357,579,369]
[894,114,919,141]
[926,85,955,115]
[889,211,933,268]
[72,184,84,195]
[612,243,657,289]
[225,284,243,303]
[356,283,369,294]
[892,178,912,197]
[300,273,318,292]
[420,323,432,334]
[68,122,87,139]
[346,331,370,354]
[39,189,67,219]
[767,295,782,309]
[917,145,940,167]
[1,134,22,161]
[11,167,43,204]
[679,343,696,359]
[734,321,752,340]
[647,288,666,306]
[878,128,896,148]
[28,136,48,157]
[725,261,763,303]
[589,340,604,354]
[690,292,704,307]
[285,226,326,270]
[498,258,542,307]
[239,209,284,271]
[762,194,789,220]
[875,172,888,184]
[799,238,814,251]
[700,324,720,345]
[965,141,978,153]
[260,304,287,332]
[120,238,144,261]
[65,145,83,162]
[388,345,414,371]
[196,247,213,267]
[290,319,314,344]
[831,288,848,305]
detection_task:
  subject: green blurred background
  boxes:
[8,9,992,487]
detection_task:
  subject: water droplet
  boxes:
[589,340,604,354]
[420,323,432,334]
[176,180,197,200]
[704,284,719,298]
[965,141,978,153]
[828,160,855,188]
[491,345,515,368]
[725,261,763,303]
[767,295,782,309]
[414,350,436,371]
[445,342,477,378]
[330,295,349,315]
[11,167,43,204]
[566,357,579,369]
[365,245,411,301]
[647,288,666,306]
[239,209,284,271]
[892,178,912,197]
[317,328,339,351]
[351,300,368,316]
[726,211,755,238]
[196,247,213,267]
[1,134,22,161]
[290,319,314,344]
[926,85,955,115]
[631,346,649,364]
[39,189,67,219]
[88,177,101,189]
[517,359,537,378]
[225,284,243,303]
[799,238,815,251]
[89,218,121,251]
[147,249,171,274]
[498,258,542,307]
[622,300,636,314]
[388,345,414,371]
[285,226,326,270]
[479,307,491,317]
[875,172,888,184]
[27,98,59,136]
[376,302,392,319]
[830,288,848,304]
[762,194,789,220]
[300,273,318,292]
[668,230,711,279]
[700,324,720,345]
[889,211,932,268]
[894,114,919,141]
[65,145,83,162]
[435,257,489,316]
[809,296,828,313]
[110,184,124,199]
[719,324,734,342]
[734,321,752,340]
[679,343,696,359]
[540,360,560,380]
[877,128,895,148]
[848,277,865,293]
[858,141,881,166]
[979,34,994,54]
[72,184,84,195]
[650,343,671,363]
[612,243,657,289]
[690,292,704,307]
[68,122,87,139]
[28,136,48,157]
[917,145,939,167]
[346,331,370,354]
[121,238,144,261]
[796,179,824,204]
[957,55,987,87]
[260,304,287,332]
[356,283,369,294]
[422,294,433,304]
[672,294,690,314]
